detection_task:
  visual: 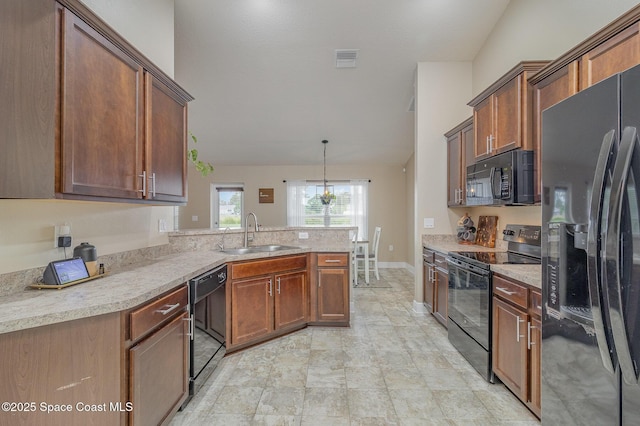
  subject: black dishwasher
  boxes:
[182,264,227,408]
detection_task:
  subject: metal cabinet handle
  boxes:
[527,322,535,350]
[155,302,180,315]
[516,315,525,342]
[138,171,147,196]
[268,279,273,296]
[486,136,490,154]
[149,172,156,197]
[496,287,516,296]
[276,277,281,294]
[324,259,341,263]
[489,134,494,152]
[185,315,194,339]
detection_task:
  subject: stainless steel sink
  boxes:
[222,245,299,255]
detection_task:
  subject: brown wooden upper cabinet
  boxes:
[581,22,640,89]
[445,117,473,206]
[0,0,192,204]
[61,10,145,200]
[145,75,189,203]
[529,6,640,202]
[468,62,549,162]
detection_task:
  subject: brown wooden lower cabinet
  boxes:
[126,285,189,426]
[434,266,448,327]
[227,255,309,351]
[0,313,122,426]
[316,267,349,323]
[310,253,350,325]
[493,297,529,400]
[492,274,541,418]
[129,311,189,426]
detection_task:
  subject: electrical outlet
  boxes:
[158,219,168,232]
[389,245,394,252]
[298,232,309,239]
[424,218,435,229]
[53,224,72,248]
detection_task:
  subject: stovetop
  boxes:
[447,224,542,270]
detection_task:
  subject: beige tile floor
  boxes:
[171,269,540,425]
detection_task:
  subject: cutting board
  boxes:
[476,215,498,248]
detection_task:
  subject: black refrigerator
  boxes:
[541,63,640,425]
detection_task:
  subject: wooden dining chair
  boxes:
[356,226,381,281]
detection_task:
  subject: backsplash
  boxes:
[0,227,353,296]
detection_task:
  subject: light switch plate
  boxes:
[424,218,435,228]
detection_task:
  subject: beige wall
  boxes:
[404,153,416,269]
[0,0,176,275]
[180,163,408,264]
[81,0,175,76]
[472,0,639,95]
[414,61,473,304]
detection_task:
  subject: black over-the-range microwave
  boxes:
[465,150,534,206]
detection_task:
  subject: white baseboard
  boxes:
[412,300,427,315]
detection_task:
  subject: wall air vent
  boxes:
[335,49,359,68]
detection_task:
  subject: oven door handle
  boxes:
[447,257,490,276]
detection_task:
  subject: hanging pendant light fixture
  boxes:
[319,139,335,205]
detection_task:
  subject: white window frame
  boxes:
[211,183,244,229]
[286,179,369,239]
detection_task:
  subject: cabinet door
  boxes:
[60,10,144,199]
[474,97,493,160]
[145,74,188,203]
[529,316,542,416]
[230,277,274,345]
[532,62,579,202]
[0,313,121,426]
[493,76,522,154]
[492,298,529,401]
[275,270,307,330]
[434,269,448,327]
[423,263,434,313]
[581,23,640,89]
[129,311,189,426]
[461,121,474,205]
[447,132,462,206]
[317,268,349,323]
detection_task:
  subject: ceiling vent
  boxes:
[335,49,359,68]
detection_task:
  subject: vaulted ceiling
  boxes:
[174,0,511,166]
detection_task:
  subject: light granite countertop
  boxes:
[422,235,541,289]
[0,244,350,335]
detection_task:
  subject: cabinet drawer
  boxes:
[317,253,348,267]
[530,290,542,317]
[130,285,188,342]
[434,253,448,271]
[422,247,435,263]
[232,255,307,279]
[493,275,528,309]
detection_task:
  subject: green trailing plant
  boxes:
[187,132,214,176]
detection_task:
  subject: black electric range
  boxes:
[445,224,541,383]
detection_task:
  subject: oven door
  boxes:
[447,257,492,350]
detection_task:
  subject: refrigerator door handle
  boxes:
[605,126,639,384]
[587,129,617,374]
[587,130,616,373]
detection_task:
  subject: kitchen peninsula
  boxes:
[0,227,352,426]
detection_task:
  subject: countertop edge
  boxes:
[0,246,350,335]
